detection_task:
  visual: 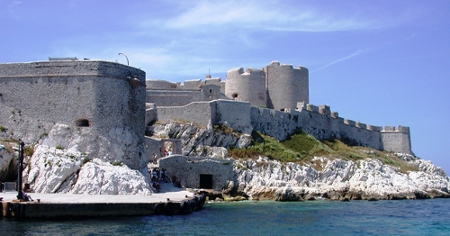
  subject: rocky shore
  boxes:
[215,155,449,201]
[2,122,450,202]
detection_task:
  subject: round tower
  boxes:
[225,67,266,107]
[264,61,309,110]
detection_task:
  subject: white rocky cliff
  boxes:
[229,154,450,201]
[151,122,450,201]
[18,124,154,195]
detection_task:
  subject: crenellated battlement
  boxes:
[267,60,307,72]
[292,102,410,140]
[382,125,410,133]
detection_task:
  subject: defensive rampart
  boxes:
[150,100,252,134]
[0,60,147,169]
[151,98,412,154]
[251,102,412,154]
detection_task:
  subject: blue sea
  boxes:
[2,199,449,235]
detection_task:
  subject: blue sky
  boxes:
[1,0,450,174]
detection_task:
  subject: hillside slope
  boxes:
[151,122,450,201]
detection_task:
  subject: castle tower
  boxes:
[264,61,309,111]
[225,67,267,107]
[0,60,147,170]
[381,126,414,155]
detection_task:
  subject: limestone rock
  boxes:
[24,144,153,195]
[233,155,450,201]
[149,123,252,156]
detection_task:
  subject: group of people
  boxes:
[151,168,170,183]
[150,168,171,192]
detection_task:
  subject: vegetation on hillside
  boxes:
[228,130,418,173]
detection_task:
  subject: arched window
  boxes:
[75,119,90,127]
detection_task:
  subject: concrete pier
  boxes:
[0,184,206,219]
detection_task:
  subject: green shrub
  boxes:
[24,145,34,157]
[39,132,48,139]
[0,126,7,132]
[111,161,123,166]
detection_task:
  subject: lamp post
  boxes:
[118,53,129,66]
[16,140,24,200]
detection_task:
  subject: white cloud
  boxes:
[314,49,365,72]
[145,0,385,32]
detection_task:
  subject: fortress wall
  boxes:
[294,108,339,140]
[156,102,215,127]
[381,126,413,154]
[250,107,298,141]
[202,84,221,101]
[215,100,252,134]
[145,80,177,90]
[144,136,164,161]
[0,60,147,169]
[145,108,157,126]
[179,79,202,90]
[251,102,396,151]
[146,90,202,106]
[204,77,222,86]
[338,122,383,150]
[219,81,226,94]
[225,68,267,107]
[264,61,309,110]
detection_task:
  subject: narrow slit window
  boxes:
[75,119,90,127]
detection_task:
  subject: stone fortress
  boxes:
[145,60,413,156]
[0,59,148,170]
[0,59,413,192]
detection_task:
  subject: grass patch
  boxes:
[228,130,333,163]
[228,130,419,173]
[111,161,123,166]
[0,126,7,132]
[24,145,34,156]
[213,124,235,134]
[39,132,48,139]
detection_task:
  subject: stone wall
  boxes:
[251,103,412,154]
[0,60,147,170]
[215,100,252,134]
[146,90,203,106]
[381,126,413,155]
[156,102,216,128]
[158,155,233,191]
[154,100,252,134]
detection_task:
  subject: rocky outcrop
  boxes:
[149,123,252,158]
[229,155,450,201]
[18,123,154,195]
[24,145,153,195]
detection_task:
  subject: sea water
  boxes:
[2,199,449,235]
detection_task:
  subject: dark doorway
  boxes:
[199,174,213,189]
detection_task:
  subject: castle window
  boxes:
[209,89,212,93]
[75,119,90,127]
[232,93,238,98]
